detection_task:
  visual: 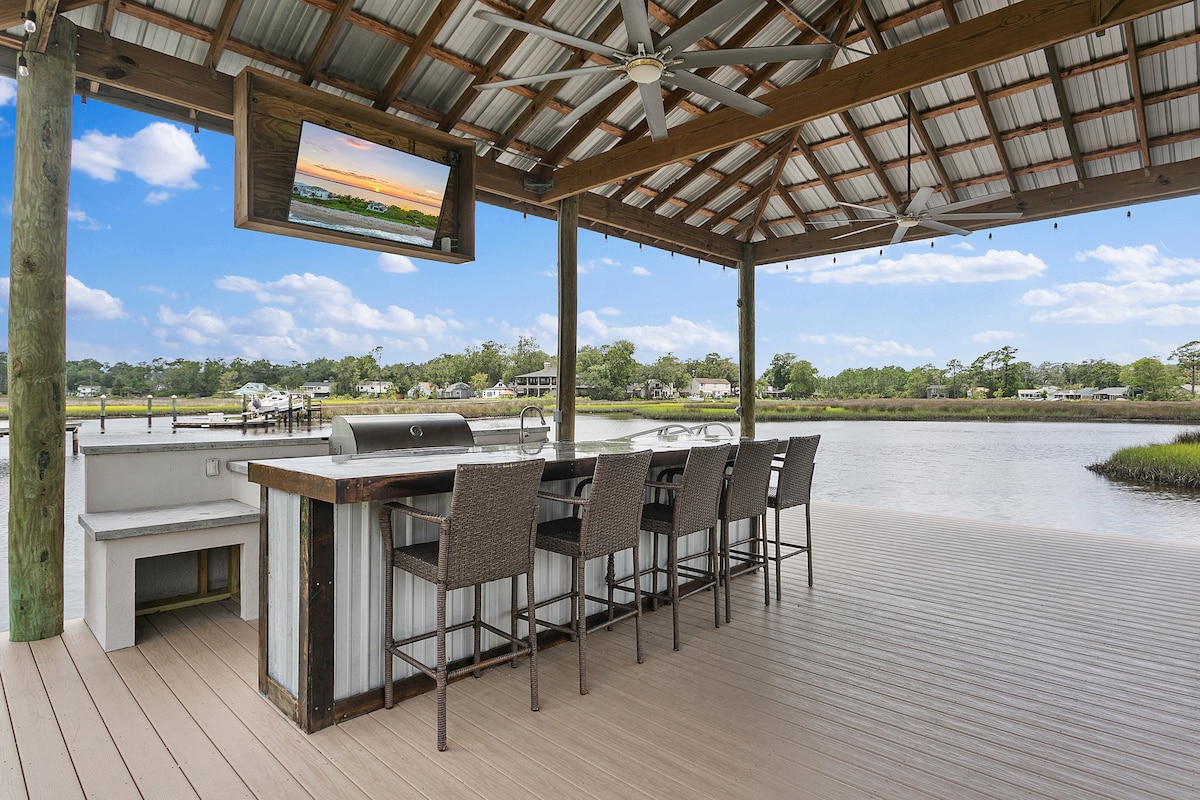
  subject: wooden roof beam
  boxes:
[299,0,353,86]
[541,0,1184,201]
[1123,21,1154,170]
[438,0,555,132]
[839,110,901,209]
[941,0,1018,194]
[373,1,455,111]
[737,128,804,241]
[204,0,243,73]
[676,137,792,222]
[1043,45,1088,184]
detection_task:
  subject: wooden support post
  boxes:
[8,17,76,641]
[556,195,579,443]
[738,243,756,439]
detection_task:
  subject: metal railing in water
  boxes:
[615,421,735,440]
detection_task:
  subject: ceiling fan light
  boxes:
[897,218,919,229]
[625,57,663,84]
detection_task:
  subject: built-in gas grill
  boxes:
[329,413,475,455]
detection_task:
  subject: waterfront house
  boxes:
[365,201,388,213]
[480,381,515,399]
[76,384,102,398]
[1095,386,1131,400]
[438,381,475,399]
[927,384,949,399]
[292,182,330,200]
[1018,386,1058,400]
[355,380,393,397]
[299,381,331,398]
[514,362,558,397]
[688,377,732,398]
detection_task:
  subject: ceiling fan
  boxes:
[474,0,837,141]
[825,96,1023,245]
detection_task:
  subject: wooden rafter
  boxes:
[675,137,791,223]
[438,0,556,132]
[650,145,739,212]
[372,1,455,111]
[940,0,1018,193]
[541,0,1183,201]
[839,110,901,209]
[1043,44,1088,184]
[1123,21,1154,170]
[204,0,242,73]
[738,127,803,242]
[299,0,354,86]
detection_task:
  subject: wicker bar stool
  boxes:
[767,434,821,597]
[719,438,780,619]
[378,458,545,751]
[520,449,654,695]
[634,442,731,651]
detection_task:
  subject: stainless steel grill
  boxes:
[329,414,475,455]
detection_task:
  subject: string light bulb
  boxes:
[21,10,36,34]
[17,54,29,78]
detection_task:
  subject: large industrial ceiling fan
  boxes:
[474,0,837,141]
[825,95,1023,245]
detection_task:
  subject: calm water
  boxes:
[2,416,1197,629]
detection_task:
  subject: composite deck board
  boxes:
[2,502,1197,799]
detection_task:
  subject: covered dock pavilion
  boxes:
[3,0,1200,793]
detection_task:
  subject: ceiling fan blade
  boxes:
[936,191,1013,214]
[920,219,971,236]
[660,0,759,52]
[664,70,770,116]
[889,225,908,246]
[554,76,625,127]
[475,11,620,58]
[619,0,656,48]
[477,65,615,90]
[831,221,895,239]
[836,201,898,218]
[639,81,669,141]
[677,44,837,69]
[904,186,935,214]
[931,212,1025,221]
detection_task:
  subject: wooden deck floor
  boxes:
[3,503,1198,799]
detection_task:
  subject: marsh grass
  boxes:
[1087,430,1200,489]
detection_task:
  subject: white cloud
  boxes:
[632,266,651,277]
[597,307,621,316]
[67,276,127,319]
[1078,244,1200,281]
[378,253,417,274]
[797,332,934,359]
[780,248,1046,285]
[68,207,106,230]
[214,271,458,336]
[1023,279,1200,325]
[0,77,16,106]
[144,191,171,205]
[73,122,209,188]
[972,330,1017,343]
[575,310,735,354]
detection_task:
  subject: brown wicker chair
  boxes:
[634,442,732,650]
[767,434,821,597]
[719,438,780,620]
[378,458,545,751]
[520,449,654,695]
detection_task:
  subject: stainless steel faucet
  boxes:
[519,405,546,441]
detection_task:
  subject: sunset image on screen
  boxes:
[289,122,452,247]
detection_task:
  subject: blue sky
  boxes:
[1,77,1198,376]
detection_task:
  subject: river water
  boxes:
[2,416,1197,630]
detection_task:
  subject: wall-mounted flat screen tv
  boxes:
[234,68,475,264]
[290,122,452,249]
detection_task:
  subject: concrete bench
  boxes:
[80,499,260,651]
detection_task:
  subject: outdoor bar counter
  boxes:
[249,434,761,732]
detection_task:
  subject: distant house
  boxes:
[481,381,515,399]
[1018,386,1058,400]
[300,381,331,398]
[1094,386,1130,400]
[438,382,475,400]
[292,182,330,200]
[407,381,435,399]
[365,201,388,213]
[356,380,393,396]
[77,384,102,398]
[688,377,731,398]
[927,384,949,399]
[1053,387,1097,400]
[514,362,557,398]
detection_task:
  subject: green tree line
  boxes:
[3,339,1196,401]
